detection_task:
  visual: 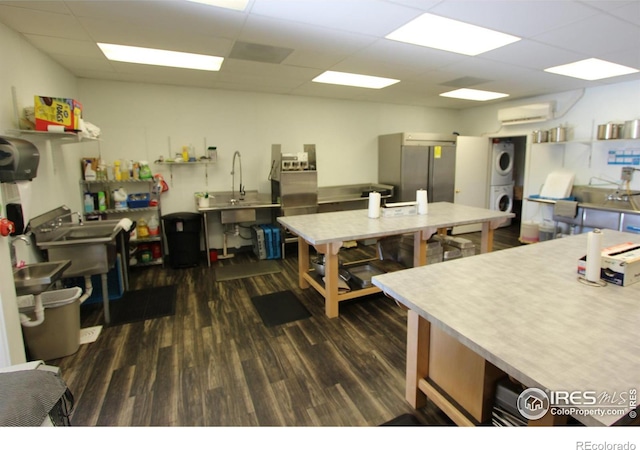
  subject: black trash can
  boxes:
[162,212,202,268]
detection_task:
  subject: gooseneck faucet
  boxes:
[231,150,245,203]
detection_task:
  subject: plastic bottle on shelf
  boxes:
[113,160,122,181]
[84,160,96,181]
[133,162,140,180]
[136,218,149,238]
[97,191,107,211]
[148,215,159,235]
[121,159,130,180]
[139,161,152,180]
[97,159,107,180]
[84,194,94,213]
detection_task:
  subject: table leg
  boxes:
[298,237,310,289]
[413,228,437,267]
[406,310,430,408]
[480,221,494,254]
[101,273,110,325]
[202,212,210,267]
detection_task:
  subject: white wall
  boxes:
[460,81,640,223]
[0,22,80,367]
[77,79,459,247]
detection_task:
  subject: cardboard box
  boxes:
[34,96,82,132]
[578,242,640,286]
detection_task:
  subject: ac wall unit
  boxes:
[497,103,554,125]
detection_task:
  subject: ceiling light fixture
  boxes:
[386,13,520,56]
[544,58,639,81]
[98,43,224,71]
[440,88,509,101]
[185,0,249,11]
[312,71,399,89]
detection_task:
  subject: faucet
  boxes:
[72,211,83,225]
[231,150,245,203]
[10,234,31,268]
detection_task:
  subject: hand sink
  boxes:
[51,223,120,245]
[13,260,72,296]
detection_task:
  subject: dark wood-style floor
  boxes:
[48,223,522,427]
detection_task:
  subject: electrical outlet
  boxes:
[621,167,634,182]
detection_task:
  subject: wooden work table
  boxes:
[372,230,640,427]
[277,202,513,318]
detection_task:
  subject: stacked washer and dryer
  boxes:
[489,140,515,227]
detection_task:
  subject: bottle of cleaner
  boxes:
[98,191,107,211]
[84,194,94,213]
[84,160,96,181]
[113,160,122,181]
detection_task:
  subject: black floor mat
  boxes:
[250,290,311,327]
[380,414,425,426]
[108,285,177,326]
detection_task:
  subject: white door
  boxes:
[452,136,490,234]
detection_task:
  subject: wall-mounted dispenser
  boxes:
[0,136,40,182]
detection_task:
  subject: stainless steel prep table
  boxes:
[278,202,513,318]
[372,230,640,427]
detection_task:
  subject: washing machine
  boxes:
[490,183,514,227]
[491,141,515,185]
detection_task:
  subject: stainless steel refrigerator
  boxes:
[378,132,457,203]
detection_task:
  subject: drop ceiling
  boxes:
[0,0,639,109]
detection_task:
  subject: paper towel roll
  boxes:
[16,181,32,228]
[368,191,381,219]
[417,189,428,215]
[47,125,65,133]
[585,229,602,282]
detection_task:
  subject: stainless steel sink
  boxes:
[571,185,640,212]
[13,260,71,296]
[36,221,121,278]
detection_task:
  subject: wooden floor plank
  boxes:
[46,224,522,426]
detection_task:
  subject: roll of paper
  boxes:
[47,125,65,133]
[368,191,381,219]
[585,229,603,282]
[417,189,428,215]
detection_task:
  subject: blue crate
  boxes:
[127,193,150,208]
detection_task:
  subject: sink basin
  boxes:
[13,260,72,296]
[36,221,121,278]
[38,221,121,246]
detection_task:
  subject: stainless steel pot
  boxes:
[597,123,623,140]
[532,130,548,143]
[623,119,640,139]
[548,126,566,143]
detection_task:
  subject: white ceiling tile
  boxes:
[23,34,102,58]
[0,0,638,109]
[429,0,599,38]
[250,0,419,36]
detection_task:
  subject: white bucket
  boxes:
[520,221,539,243]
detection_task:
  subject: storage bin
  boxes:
[127,193,150,208]
[18,287,82,361]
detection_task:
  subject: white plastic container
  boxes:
[18,287,82,361]
[519,221,539,244]
[539,220,556,242]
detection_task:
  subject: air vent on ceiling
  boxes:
[497,102,554,125]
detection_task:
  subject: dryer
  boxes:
[491,141,514,185]
[490,183,514,227]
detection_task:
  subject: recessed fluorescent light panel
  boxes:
[185,0,248,11]
[98,43,223,71]
[440,88,508,101]
[544,58,639,81]
[386,13,520,56]
[312,71,400,89]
